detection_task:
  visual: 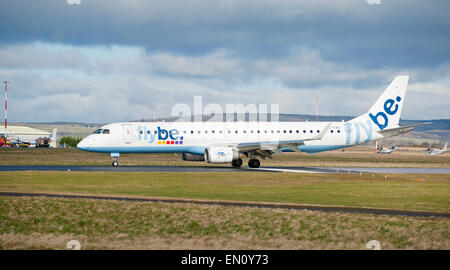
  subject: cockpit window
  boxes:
[102,129,110,134]
[93,129,103,134]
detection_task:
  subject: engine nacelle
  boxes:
[204,147,239,163]
[181,152,205,161]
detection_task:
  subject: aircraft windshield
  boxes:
[93,129,103,134]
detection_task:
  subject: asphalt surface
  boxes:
[1,191,448,218]
[0,164,449,174]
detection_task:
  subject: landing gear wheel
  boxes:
[112,158,119,167]
[248,159,260,168]
[232,158,243,168]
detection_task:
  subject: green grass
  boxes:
[0,147,449,167]
[0,196,448,250]
[0,171,448,212]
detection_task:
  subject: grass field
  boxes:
[1,196,449,250]
[0,146,449,167]
[0,147,448,250]
[0,171,449,212]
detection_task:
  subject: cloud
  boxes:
[0,42,449,122]
[1,0,449,67]
[0,1,449,122]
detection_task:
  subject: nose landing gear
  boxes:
[112,158,119,167]
[111,153,120,167]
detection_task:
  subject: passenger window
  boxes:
[139,130,143,134]
[317,130,320,133]
[331,130,334,133]
[303,130,306,133]
[337,130,341,133]
[147,130,150,134]
[310,130,313,133]
[289,130,292,133]
[191,130,194,134]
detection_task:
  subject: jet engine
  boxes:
[204,147,239,163]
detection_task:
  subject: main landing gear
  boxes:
[231,158,260,168]
[231,158,243,168]
[248,158,261,168]
[233,151,262,168]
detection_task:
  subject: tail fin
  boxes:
[444,142,448,151]
[351,75,409,131]
[49,128,57,148]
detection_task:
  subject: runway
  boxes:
[1,191,448,218]
[0,165,449,174]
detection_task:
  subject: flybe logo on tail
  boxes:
[137,126,184,145]
[369,96,401,130]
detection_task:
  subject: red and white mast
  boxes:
[315,97,319,122]
[4,81,8,146]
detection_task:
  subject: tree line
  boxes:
[59,136,83,148]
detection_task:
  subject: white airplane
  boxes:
[426,142,447,155]
[77,75,428,168]
[375,141,395,154]
[49,128,58,148]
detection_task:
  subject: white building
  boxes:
[0,125,50,144]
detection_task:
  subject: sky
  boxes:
[0,0,449,123]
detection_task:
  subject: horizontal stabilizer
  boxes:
[378,122,431,138]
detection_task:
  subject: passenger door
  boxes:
[122,124,133,144]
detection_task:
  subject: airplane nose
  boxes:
[77,138,90,151]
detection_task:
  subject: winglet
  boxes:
[305,123,331,141]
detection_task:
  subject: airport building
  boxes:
[0,125,50,144]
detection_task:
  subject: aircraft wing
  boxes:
[235,123,331,153]
[378,122,431,138]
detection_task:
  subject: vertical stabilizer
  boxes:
[351,75,409,131]
[49,128,57,148]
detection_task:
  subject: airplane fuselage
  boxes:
[78,121,384,155]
